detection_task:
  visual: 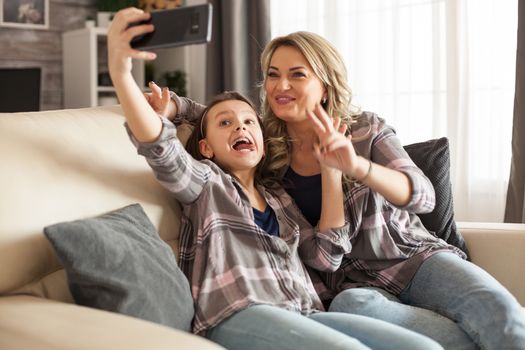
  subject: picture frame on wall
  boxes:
[138,0,183,12]
[0,0,49,30]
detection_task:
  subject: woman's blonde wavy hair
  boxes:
[259,31,362,179]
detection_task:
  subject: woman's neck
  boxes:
[287,121,322,176]
[287,121,317,151]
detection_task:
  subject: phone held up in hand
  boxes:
[130,4,213,50]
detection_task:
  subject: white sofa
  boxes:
[0,105,523,349]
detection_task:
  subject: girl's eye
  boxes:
[219,120,231,126]
[245,119,256,125]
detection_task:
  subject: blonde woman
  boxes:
[152,30,525,350]
[257,31,525,350]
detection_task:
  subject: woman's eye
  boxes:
[267,71,279,78]
[292,71,306,78]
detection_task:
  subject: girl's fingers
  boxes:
[129,48,156,60]
[161,87,171,105]
[124,24,155,43]
[149,81,162,98]
[111,7,149,33]
[120,7,150,24]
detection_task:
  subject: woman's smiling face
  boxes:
[265,45,326,125]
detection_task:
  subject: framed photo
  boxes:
[0,0,49,30]
[139,0,183,12]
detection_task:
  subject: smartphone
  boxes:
[130,4,213,50]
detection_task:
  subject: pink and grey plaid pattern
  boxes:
[127,118,352,335]
[316,113,467,299]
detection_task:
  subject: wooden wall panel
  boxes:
[0,0,96,111]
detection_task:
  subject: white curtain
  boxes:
[270,0,517,222]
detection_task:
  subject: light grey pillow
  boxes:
[44,204,193,331]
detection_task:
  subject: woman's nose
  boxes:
[276,77,291,91]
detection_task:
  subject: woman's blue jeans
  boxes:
[329,252,525,350]
[206,304,443,350]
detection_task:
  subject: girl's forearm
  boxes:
[112,71,162,143]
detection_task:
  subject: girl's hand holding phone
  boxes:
[107,7,157,79]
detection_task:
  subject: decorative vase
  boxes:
[85,20,95,28]
[96,12,113,28]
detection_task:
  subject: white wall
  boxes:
[152,0,207,103]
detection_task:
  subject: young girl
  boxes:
[107,7,444,350]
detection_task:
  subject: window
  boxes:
[270,0,518,222]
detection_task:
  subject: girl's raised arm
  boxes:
[108,7,162,143]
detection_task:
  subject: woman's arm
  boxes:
[295,105,352,272]
[314,110,346,231]
[353,155,412,208]
[307,105,415,208]
[366,124,435,213]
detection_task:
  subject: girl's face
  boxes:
[199,100,264,174]
[265,45,326,125]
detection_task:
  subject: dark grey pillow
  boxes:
[404,138,469,257]
[44,203,194,331]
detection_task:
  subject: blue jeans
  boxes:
[206,304,443,350]
[329,252,525,350]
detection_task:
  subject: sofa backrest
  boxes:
[0,105,191,303]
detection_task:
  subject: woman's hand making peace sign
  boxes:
[306,104,361,178]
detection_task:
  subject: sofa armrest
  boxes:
[0,296,224,350]
[457,222,525,306]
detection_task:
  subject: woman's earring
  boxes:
[322,97,327,104]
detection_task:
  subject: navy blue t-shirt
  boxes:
[283,167,322,227]
[253,206,280,237]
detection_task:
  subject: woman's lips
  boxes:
[275,95,295,105]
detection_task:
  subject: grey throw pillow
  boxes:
[404,137,470,257]
[44,204,194,331]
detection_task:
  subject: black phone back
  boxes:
[130,4,212,50]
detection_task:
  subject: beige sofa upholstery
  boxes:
[458,222,525,305]
[0,106,523,349]
[0,106,223,350]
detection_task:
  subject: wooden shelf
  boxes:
[62,27,144,108]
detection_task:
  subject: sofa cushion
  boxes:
[404,137,469,256]
[0,106,186,299]
[43,203,193,331]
